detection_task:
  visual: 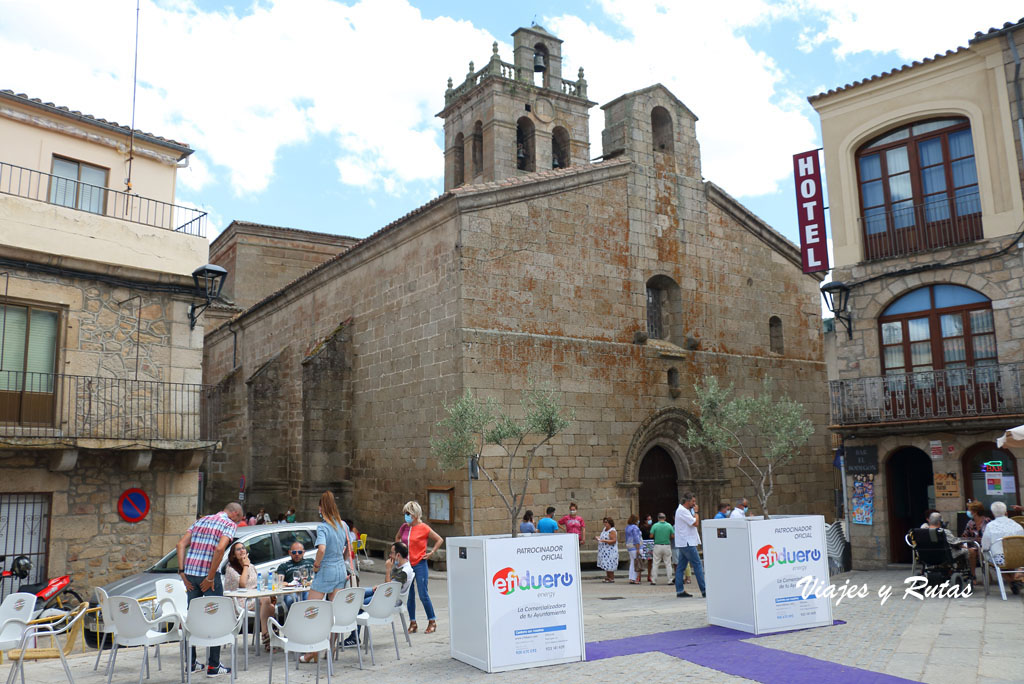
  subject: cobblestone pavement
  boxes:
[9,568,1023,684]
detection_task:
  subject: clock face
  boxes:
[430,491,450,522]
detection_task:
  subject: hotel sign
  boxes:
[793,150,829,274]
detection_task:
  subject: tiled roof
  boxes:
[970,17,1024,43]
[0,89,193,154]
[810,16,1024,103]
[808,47,970,103]
[210,219,358,250]
[450,158,631,196]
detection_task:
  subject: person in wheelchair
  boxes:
[911,512,971,588]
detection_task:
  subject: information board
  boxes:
[750,516,832,633]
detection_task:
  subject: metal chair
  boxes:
[105,596,182,684]
[984,534,1024,601]
[328,588,362,669]
[5,602,89,684]
[355,582,401,666]
[182,597,241,684]
[267,599,333,684]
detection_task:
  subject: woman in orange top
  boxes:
[403,500,444,634]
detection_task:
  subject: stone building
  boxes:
[205,26,833,558]
[0,89,215,596]
[811,20,1024,567]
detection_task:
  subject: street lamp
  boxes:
[187,264,228,329]
[820,280,852,339]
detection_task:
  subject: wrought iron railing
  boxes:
[0,371,208,441]
[829,363,1024,425]
[858,192,982,261]
[0,161,206,237]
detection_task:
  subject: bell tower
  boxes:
[437,25,596,190]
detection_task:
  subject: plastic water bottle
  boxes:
[257,571,263,591]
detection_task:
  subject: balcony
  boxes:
[829,363,1024,431]
[859,192,981,261]
[0,372,210,446]
[0,161,206,238]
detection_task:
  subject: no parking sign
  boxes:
[118,488,151,523]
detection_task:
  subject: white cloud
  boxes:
[793,1,1022,60]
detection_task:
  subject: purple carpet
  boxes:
[585,622,917,684]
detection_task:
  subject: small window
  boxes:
[243,534,277,565]
[552,126,570,169]
[645,275,681,344]
[49,157,107,214]
[453,132,465,187]
[0,302,60,426]
[769,316,784,354]
[652,106,673,154]
[516,117,535,172]
[472,121,483,177]
[667,368,680,397]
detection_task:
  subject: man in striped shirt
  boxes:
[176,502,244,676]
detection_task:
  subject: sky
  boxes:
[1,0,1021,256]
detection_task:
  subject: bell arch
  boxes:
[621,407,725,514]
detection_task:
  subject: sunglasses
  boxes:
[290,551,304,555]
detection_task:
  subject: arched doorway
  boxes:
[961,442,1021,511]
[887,446,933,563]
[638,446,679,521]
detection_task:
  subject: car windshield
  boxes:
[149,550,179,573]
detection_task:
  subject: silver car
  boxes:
[87,522,338,640]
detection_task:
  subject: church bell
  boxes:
[533,51,546,72]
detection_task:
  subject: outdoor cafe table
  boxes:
[224,585,309,671]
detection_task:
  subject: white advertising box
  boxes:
[446,533,585,673]
[702,515,832,635]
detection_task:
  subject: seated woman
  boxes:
[961,501,991,580]
[223,542,275,651]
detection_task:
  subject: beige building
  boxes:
[204,26,834,560]
[811,21,1024,567]
[0,89,216,597]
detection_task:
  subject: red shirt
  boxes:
[559,514,585,542]
[408,522,434,565]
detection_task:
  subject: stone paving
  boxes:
[8,567,1023,684]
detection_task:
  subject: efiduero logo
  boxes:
[492,566,574,595]
[756,544,821,569]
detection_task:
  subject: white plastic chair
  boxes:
[182,597,241,684]
[93,588,118,673]
[392,582,412,648]
[267,599,332,684]
[5,602,89,684]
[104,596,182,684]
[355,582,401,666]
[154,579,189,622]
[328,588,363,669]
[0,593,35,681]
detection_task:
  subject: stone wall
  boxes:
[0,451,197,597]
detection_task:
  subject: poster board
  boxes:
[851,474,875,525]
[704,516,832,635]
[447,533,584,673]
[934,472,960,498]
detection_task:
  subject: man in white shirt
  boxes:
[674,492,706,598]
[982,501,1024,594]
[729,498,749,519]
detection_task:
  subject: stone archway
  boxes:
[620,407,726,514]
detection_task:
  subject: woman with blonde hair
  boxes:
[300,491,354,662]
[403,500,444,634]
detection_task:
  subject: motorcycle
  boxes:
[0,554,82,618]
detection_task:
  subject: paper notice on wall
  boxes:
[986,473,1004,495]
[1003,476,1016,493]
[851,474,874,525]
[934,472,960,498]
[929,440,943,459]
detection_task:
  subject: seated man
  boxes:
[275,541,315,611]
[926,511,967,559]
[343,541,413,646]
[982,501,1024,594]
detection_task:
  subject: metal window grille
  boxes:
[0,493,51,602]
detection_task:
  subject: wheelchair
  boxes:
[909,527,972,592]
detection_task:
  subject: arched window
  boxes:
[961,442,1020,510]
[856,117,981,259]
[879,284,995,377]
[651,106,673,154]
[516,117,535,172]
[769,316,784,354]
[533,43,549,88]
[472,120,483,178]
[551,126,570,169]
[646,275,681,344]
[453,132,465,187]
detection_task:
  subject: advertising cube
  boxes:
[702,515,832,635]
[446,533,585,673]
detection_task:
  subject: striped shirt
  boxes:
[183,512,237,577]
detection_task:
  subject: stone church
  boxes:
[203,25,833,558]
